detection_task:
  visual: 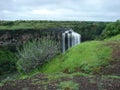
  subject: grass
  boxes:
[0,72,19,87]
[0,21,107,30]
[104,34,120,41]
[0,47,17,75]
[0,34,120,87]
[57,81,79,90]
[39,40,112,74]
[39,34,120,74]
[102,75,120,79]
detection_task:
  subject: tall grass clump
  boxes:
[16,36,60,74]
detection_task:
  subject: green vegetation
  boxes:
[37,34,120,75]
[0,20,120,89]
[0,72,19,87]
[39,41,112,74]
[104,34,120,41]
[0,20,107,41]
[102,20,120,39]
[16,37,60,74]
[0,47,17,75]
[57,81,79,90]
[0,20,119,76]
[0,20,107,30]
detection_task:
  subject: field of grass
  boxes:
[39,35,120,74]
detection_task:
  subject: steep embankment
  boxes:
[0,35,120,90]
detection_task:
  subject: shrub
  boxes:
[16,36,60,74]
[101,20,120,39]
[0,48,17,75]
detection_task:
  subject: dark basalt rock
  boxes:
[0,28,70,51]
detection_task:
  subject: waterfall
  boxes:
[62,29,81,53]
[62,33,65,53]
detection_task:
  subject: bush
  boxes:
[16,36,60,74]
[101,20,120,39]
[0,48,17,75]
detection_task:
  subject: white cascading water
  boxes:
[62,29,81,53]
[62,33,65,53]
[67,32,70,48]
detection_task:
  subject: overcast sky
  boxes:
[0,0,120,21]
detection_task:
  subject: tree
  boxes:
[102,20,120,39]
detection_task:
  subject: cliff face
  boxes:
[0,30,40,46]
[0,29,62,52]
[0,29,62,51]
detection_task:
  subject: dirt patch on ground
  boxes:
[109,41,120,60]
[100,41,120,75]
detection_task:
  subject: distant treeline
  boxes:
[0,20,109,41]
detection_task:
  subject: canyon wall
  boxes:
[0,29,62,51]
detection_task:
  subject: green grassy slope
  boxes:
[104,34,120,41]
[39,34,120,74]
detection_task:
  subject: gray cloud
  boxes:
[0,0,120,21]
